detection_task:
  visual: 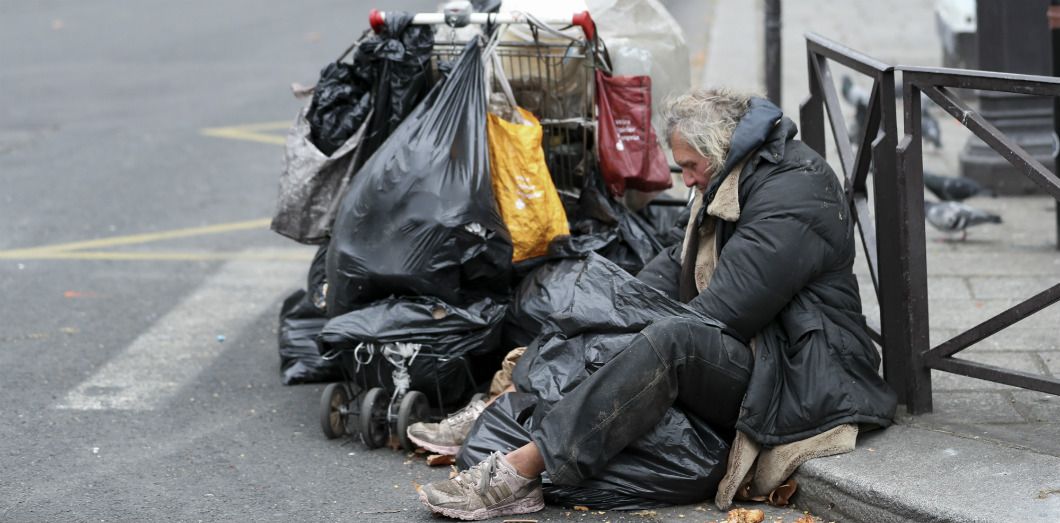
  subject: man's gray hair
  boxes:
[663,88,754,167]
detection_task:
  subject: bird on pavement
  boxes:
[924,200,1002,240]
[923,171,995,202]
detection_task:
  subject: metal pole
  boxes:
[1051,2,1060,249]
[764,0,782,106]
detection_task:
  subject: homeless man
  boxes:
[416,88,898,520]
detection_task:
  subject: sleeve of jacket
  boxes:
[689,172,839,340]
[636,243,682,300]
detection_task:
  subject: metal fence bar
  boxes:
[930,358,1060,395]
[890,80,933,413]
[809,54,857,176]
[918,84,1060,200]
[899,65,1060,95]
[926,283,1060,360]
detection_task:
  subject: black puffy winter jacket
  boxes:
[637,98,897,446]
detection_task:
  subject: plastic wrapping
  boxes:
[502,258,583,349]
[306,60,373,157]
[317,296,506,407]
[271,105,369,244]
[460,255,729,508]
[637,199,690,249]
[459,393,729,509]
[272,17,433,245]
[278,289,339,385]
[555,173,664,275]
[325,40,513,315]
[356,12,435,168]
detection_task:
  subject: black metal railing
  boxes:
[800,33,1060,414]
[799,34,926,404]
[896,67,1060,413]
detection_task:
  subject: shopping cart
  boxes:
[316,6,603,451]
[370,6,601,194]
[319,341,486,451]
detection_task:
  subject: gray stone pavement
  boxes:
[700,0,1059,521]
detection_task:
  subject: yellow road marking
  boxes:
[0,218,314,263]
[0,218,272,257]
[4,250,312,262]
[200,121,289,146]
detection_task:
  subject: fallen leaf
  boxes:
[573,505,589,511]
[630,510,657,517]
[449,465,459,479]
[793,516,816,523]
[724,508,764,523]
[427,454,455,467]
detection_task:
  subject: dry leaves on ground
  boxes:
[724,508,765,523]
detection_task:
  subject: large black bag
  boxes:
[271,17,434,245]
[278,246,337,384]
[551,173,664,276]
[501,258,582,350]
[317,296,506,407]
[459,392,729,509]
[326,39,512,315]
[460,255,729,508]
[278,289,339,385]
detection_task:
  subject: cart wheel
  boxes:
[359,387,389,449]
[319,383,348,440]
[471,392,488,404]
[397,390,429,452]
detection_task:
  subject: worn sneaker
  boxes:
[418,452,544,521]
[406,398,487,455]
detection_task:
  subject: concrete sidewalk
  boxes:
[698,0,1060,521]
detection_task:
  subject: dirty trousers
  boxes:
[529,317,753,486]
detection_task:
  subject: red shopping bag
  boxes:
[595,70,672,196]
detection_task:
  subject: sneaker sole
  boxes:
[418,489,544,521]
[406,433,461,456]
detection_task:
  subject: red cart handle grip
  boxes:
[571,11,595,41]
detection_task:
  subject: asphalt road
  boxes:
[0,2,812,522]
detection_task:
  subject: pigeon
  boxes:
[923,171,994,201]
[842,75,941,147]
[841,75,870,141]
[924,200,1002,240]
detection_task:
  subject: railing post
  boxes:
[800,50,826,157]
[887,78,933,413]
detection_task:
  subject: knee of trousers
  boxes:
[640,317,728,360]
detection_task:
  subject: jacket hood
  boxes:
[697,98,798,226]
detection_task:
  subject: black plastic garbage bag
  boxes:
[278,289,339,385]
[357,12,435,169]
[637,198,690,249]
[460,254,731,508]
[459,391,729,509]
[317,296,506,407]
[306,57,374,157]
[556,173,664,275]
[501,258,582,350]
[278,246,338,384]
[326,39,512,315]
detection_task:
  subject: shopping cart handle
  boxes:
[571,11,595,41]
[368,9,596,40]
[369,8,385,32]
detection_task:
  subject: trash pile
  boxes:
[270,0,712,510]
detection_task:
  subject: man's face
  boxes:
[671,133,713,191]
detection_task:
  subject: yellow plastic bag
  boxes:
[487,107,570,262]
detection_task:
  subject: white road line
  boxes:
[55,255,308,411]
